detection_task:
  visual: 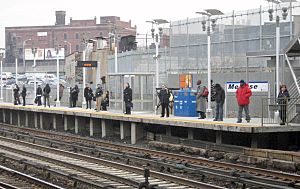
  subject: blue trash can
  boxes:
[174,89,198,117]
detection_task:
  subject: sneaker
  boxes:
[280,122,285,125]
[246,120,250,123]
[237,120,242,123]
[213,119,218,121]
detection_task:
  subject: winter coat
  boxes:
[196,85,207,112]
[95,87,103,97]
[236,83,252,106]
[123,87,132,102]
[21,87,27,98]
[277,90,290,105]
[158,88,170,104]
[71,86,79,101]
[13,85,20,98]
[59,85,64,98]
[84,87,93,100]
[36,87,43,96]
[43,85,51,98]
[211,83,217,102]
[215,86,225,104]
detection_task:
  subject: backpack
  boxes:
[202,86,209,97]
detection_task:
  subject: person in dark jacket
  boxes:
[123,83,132,115]
[84,84,93,109]
[101,91,109,111]
[158,84,170,118]
[43,84,51,108]
[36,84,43,106]
[13,84,20,105]
[21,85,27,106]
[210,80,217,118]
[213,84,225,121]
[236,80,252,123]
[95,84,103,111]
[277,84,290,125]
[71,85,79,108]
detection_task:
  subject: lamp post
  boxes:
[266,0,288,122]
[14,49,20,85]
[196,9,223,118]
[23,39,31,72]
[32,48,37,99]
[147,19,169,89]
[55,46,61,107]
[64,41,72,54]
[0,48,5,102]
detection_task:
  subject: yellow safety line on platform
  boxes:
[0,103,260,128]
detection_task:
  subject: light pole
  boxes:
[196,9,223,118]
[15,49,20,85]
[109,32,118,73]
[64,41,72,54]
[0,48,5,102]
[82,41,87,109]
[147,19,169,89]
[55,46,61,107]
[266,1,288,96]
[32,48,37,100]
[23,39,31,72]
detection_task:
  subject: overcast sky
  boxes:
[0,0,271,47]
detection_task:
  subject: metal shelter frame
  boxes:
[107,72,155,113]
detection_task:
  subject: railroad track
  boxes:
[0,124,299,188]
[0,164,63,189]
[0,135,224,189]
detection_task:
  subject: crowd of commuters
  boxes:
[11,79,290,125]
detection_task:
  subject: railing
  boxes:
[261,97,299,126]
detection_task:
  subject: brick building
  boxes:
[5,11,136,69]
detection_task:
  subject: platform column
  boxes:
[75,117,79,134]
[2,109,5,123]
[101,119,106,138]
[216,131,222,145]
[34,112,38,129]
[188,128,194,140]
[40,113,43,129]
[25,111,28,127]
[251,134,258,148]
[89,118,94,137]
[9,110,12,125]
[53,114,57,130]
[166,126,171,137]
[120,121,130,140]
[64,115,68,131]
[17,111,20,127]
[131,122,143,144]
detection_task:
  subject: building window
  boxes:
[76,45,79,51]
[64,45,68,52]
[64,33,67,40]
[75,33,79,39]
[99,32,103,37]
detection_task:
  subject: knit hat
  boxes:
[240,80,245,83]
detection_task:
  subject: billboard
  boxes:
[226,81,269,93]
[25,48,44,60]
[45,48,65,60]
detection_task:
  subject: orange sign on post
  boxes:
[179,74,192,89]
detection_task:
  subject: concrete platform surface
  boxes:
[0,103,299,133]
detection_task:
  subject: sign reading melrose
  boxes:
[226,81,269,93]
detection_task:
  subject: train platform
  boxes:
[0,102,299,148]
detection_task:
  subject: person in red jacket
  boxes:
[236,80,252,123]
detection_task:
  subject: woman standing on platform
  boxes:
[123,83,132,115]
[71,85,79,108]
[13,84,20,105]
[196,80,208,119]
[21,84,27,106]
[278,84,290,125]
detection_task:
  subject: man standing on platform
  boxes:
[236,80,252,123]
[21,84,27,106]
[95,84,103,112]
[36,84,43,106]
[158,84,170,118]
[196,80,208,119]
[43,84,51,108]
[213,83,225,121]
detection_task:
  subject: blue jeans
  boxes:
[238,105,250,121]
[215,102,224,121]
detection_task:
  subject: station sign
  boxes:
[226,81,269,93]
[77,61,98,67]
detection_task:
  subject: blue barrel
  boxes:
[174,89,198,117]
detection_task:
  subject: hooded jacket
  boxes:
[236,83,252,106]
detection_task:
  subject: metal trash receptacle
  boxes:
[174,89,197,117]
